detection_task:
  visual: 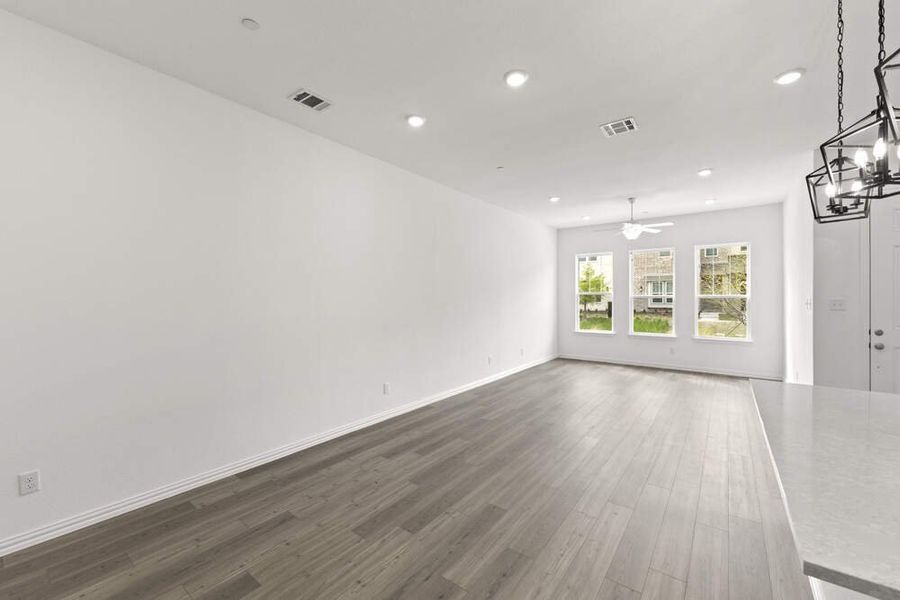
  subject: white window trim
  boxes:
[694,242,752,342]
[629,247,676,338]
[576,252,615,334]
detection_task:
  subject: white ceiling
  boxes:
[2,0,898,227]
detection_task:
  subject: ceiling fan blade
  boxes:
[642,222,674,228]
[642,228,662,233]
[591,224,625,232]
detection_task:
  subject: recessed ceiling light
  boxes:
[406,115,426,128]
[705,199,716,205]
[697,168,713,177]
[774,68,805,85]
[549,196,560,203]
[241,17,260,30]
[504,70,529,88]
[581,215,591,221]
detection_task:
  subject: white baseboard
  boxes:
[0,355,556,557]
[558,353,783,381]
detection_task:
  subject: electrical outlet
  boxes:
[18,471,40,496]
[383,382,391,395]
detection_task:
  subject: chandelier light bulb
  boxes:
[874,138,887,160]
[897,144,900,159]
[854,149,869,168]
[825,182,837,197]
[851,181,863,193]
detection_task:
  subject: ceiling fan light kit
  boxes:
[622,222,644,240]
[808,0,900,223]
[595,198,674,240]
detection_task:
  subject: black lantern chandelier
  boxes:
[808,0,900,223]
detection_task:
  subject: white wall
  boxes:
[557,204,784,379]
[783,159,815,384]
[808,142,870,391]
[0,11,557,550]
[804,142,870,390]
[813,219,870,390]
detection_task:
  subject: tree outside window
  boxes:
[696,244,750,339]
[577,253,613,332]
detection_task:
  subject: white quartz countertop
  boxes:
[751,380,900,600]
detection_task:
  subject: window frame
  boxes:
[629,247,676,338]
[575,252,615,335]
[693,242,752,342]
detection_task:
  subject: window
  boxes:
[696,243,750,340]
[577,253,614,333]
[630,248,675,336]
[648,281,674,306]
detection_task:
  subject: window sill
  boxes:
[692,335,753,343]
[574,329,615,335]
[628,332,676,339]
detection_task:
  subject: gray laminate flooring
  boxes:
[0,360,813,600]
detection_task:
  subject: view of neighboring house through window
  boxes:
[630,249,675,335]
[696,243,750,339]
[577,253,613,332]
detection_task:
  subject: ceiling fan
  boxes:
[592,197,674,240]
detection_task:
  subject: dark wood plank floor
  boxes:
[0,360,813,600]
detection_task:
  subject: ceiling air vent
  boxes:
[600,117,638,138]
[288,88,332,112]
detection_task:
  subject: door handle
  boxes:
[874,329,884,336]
[874,343,886,350]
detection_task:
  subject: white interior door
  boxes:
[870,197,900,392]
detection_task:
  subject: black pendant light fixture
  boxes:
[875,27,900,178]
[808,0,900,223]
[808,0,868,223]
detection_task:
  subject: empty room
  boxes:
[1,1,899,599]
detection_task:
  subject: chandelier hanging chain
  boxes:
[879,0,886,63]
[838,0,845,132]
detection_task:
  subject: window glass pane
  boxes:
[578,292,613,331]
[631,249,674,295]
[578,254,613,293]
[698,244,748,295]
[632,298,673,335]
[697,298,748,338]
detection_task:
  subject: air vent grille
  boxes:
[289,89,332,112]
[600,117,638,137]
